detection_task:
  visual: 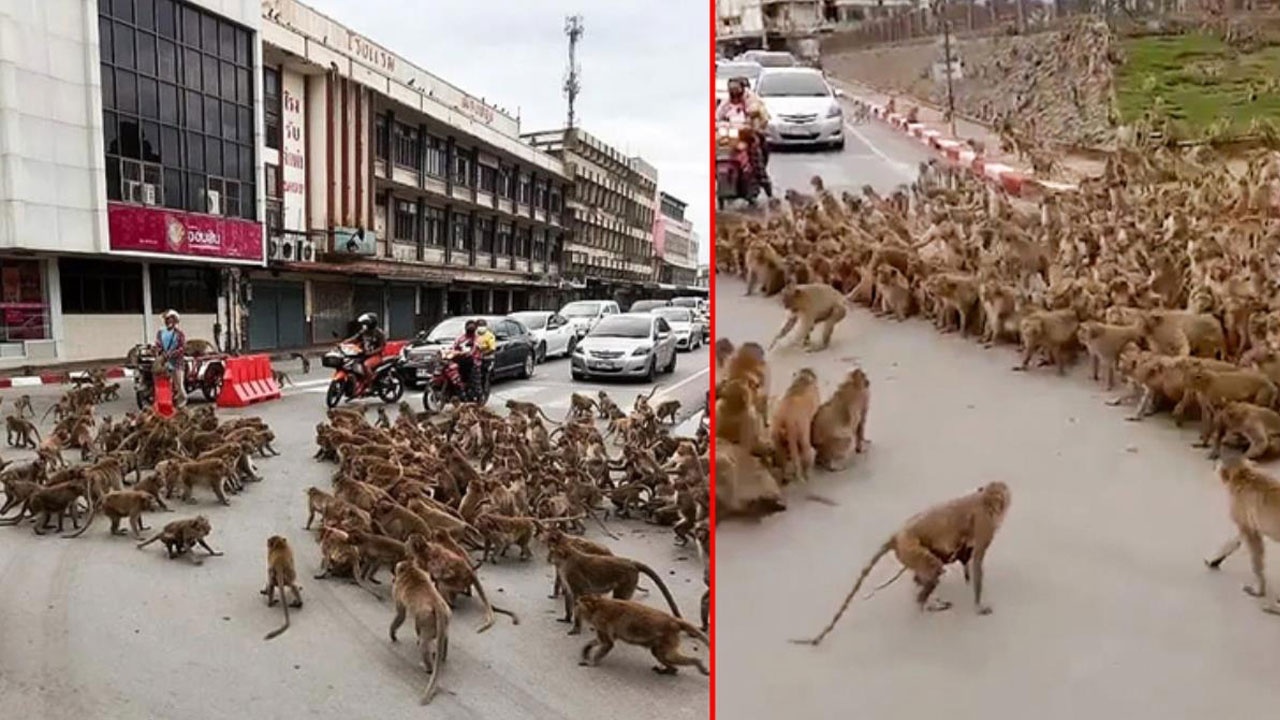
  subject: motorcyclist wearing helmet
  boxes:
[343,312,386,382]
[451,320,482,400]
[715,77,772,195]
[474,319,498,398]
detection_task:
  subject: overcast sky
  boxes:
[305,0,711,264]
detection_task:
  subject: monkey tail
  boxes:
[40,403,56,422]
[862,565,908,599]
[535,406,562,426]
[264,583,291,640]
[420,616,446,706]
[789,538,895,647]
[678,619,710,646]
[136,532,162,549]
[636,562,683,619]
[61,500,98,539]
[471,577,498,634]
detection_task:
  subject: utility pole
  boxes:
[563,15,584,130]
[940,8,957,138]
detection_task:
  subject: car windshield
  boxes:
[630,301,667,312]
[510,312,547,330]
[754,53,797,67]
[561,301,601,318]
[717,63,762,83]
[589,316,652,339]
[757,73,829,98]
[654,308,691,322]
[425,317,473,343]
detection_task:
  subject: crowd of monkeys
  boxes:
[0,367,709,705]
[715,143,1280,642]
[302,390,710,703]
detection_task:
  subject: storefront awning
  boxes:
[274,259,559,287]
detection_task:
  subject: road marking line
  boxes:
[844,121,918,179]
[653,367,710,401]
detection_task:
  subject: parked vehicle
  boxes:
[628,299,670,313]
[510,310,577,363]
[670,296,710,339]
[571,313,678,382]
[399,315,536,389]
[129,343,226,409]
[420,348,495,414]
[320,342,405,409]
[735,50,799,68]
[558,300,621,339]
[716,122,765,209]
[715,60,764,104]
[755,67,846,151]
[651,306,705,351]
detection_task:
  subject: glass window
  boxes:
[149,264,218,314]
[394,200,416,243]
[99,18,113,63]
[112,0,134,23]
[105,156,121,200]
[183,48,200,88]
[201,15,218,53]
[221,99,236,140]
[202,54,218,94]
[393,123,418,169]
[181,6,199,44]
[103,111,119,154]
[136,32,156,76]
[140,121,160,162]
[59,258,143,315]
[452,214,469,252]
[236,67,250,106]
[163,168,182,208]
[113,22,135,69]
[156,0,175,38]
[224,141,238,179]
[203,96,218,133]
[116,71,137,114]
[218,22,235,60]
[156,39,176,81]
[205,136,222,176]
[184,89,201,130]
[425,136,445,177]
[138,77,158,118]
[184,131,202,170]
[263,67,280,150]
[425,207,444,246]
[118,118,141,159]
[158,82,177,123]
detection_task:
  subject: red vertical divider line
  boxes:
[706,0,718,714]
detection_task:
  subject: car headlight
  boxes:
[827,104,842,118]
[632,346,651,356]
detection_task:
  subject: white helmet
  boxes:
[163,310,181,322]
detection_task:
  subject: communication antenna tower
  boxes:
[563,14,584,130]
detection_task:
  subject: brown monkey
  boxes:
[1181,366,1279,434]
[770,368,822,483]
[873,266,914,320]
[272,369,294,387]
[389,559,452,705]
[474,512,537,563]
[575,595,710,676]
[1206,456,1280,613]
[568,393,598,420]
[549,543,683,634]
[505,399,559,425]
[653,399,681,425]
[346,529,409,599]
[13,395,33,418]
[262,536,303,640]
[596,391,622,420]
[1205,402,1280,460]
[406,533,518,632]
[769,283,848,352]
[544,528,614,599]
[714,380,768,456]
[1077,321,1143,390]
[1015,310,1079,375]
[810,368,871,471]
[793,482,1012,646]
[305,486,335,530]
[721,340,769,423]
[1140,310,1225,359]
[177,458,233,505]
[715,338,735,372]
[63,489,157,538]
[6,414,39,449]
[136,515,223,565]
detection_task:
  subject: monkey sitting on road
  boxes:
[793,482,1013,646]
[575,595,710,677]
[262,535,303,640]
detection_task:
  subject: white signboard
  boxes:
[281,71,307,232]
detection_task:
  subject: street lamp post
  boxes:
[940,10,958,138]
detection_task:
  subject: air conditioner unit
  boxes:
[124,180,142,203]
[205,189,222,216]
[141,183,159,206]
[279,236,298,262]
[297,238,316,263]
[267,233,285,261]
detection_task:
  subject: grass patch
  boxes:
[1114,33,1280,138]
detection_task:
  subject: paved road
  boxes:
[715,136,1280,718]
[0,348,709,720]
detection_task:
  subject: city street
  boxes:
[716,125,1280,718]
[0,348,709,720]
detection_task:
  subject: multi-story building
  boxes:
[523,128,657,309]
[253,0,570,350]
[653,193,699,289]
[0,0,264,366]
[717,0,828,56]
[696,265,710,289]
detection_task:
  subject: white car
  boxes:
[651,307,704,351]
[571,313,678,382]
[755,67,846,151]
[715,61,764,105]
[558,300,621,340]
[509,311,577,363]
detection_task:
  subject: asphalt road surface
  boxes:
[0,348,709,720]
[715,133,1280,718]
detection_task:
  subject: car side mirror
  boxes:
[657,331,671,340]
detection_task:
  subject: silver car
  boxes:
[558,299,620,339]
[756,67,847,151]
[571,313,678,382]
[651,306,704,351]
[716,61,764,104]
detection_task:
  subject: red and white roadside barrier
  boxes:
[862,101,1075,198]
[0,367,134,390]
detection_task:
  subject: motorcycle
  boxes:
[321,342,405,409]
[421,349,494,415]
[716,122,770,210]
[129,344,225,409]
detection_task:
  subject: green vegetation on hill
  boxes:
[1114,33,1280,140]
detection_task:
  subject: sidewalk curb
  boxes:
[0,367,136,390]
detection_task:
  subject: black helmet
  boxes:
[357,312,378,328]
[464,320,478,333]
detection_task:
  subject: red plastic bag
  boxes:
[153,373,176,418]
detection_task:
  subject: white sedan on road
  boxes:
[651,306,704,351]
[509,311,577,364]
[571,313,678,382]
[756,67,846,151]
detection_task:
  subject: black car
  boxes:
[398,315,538,389]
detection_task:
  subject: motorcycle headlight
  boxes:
[827,104,842,118]
[632,346,651,357]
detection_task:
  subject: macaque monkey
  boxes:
[390,560,452,705]
[13,395,33,418]
[136,515,223,565]
[810,368,871,471]
[1015,310,1079,375]
[769,283,848,352]
[575,596,710,676]
[1206,456,1280,613]
[654,399,681,425]
[6,415,39,449]
[549,543,683,635]
[1078,321,1143,390]
[1204,402,1280,460]
[770,368,822,483]
[262,536,303,640]
[63,489,157,538]
[793,482,1012,646]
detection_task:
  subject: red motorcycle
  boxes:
[321,342,405,409]
[716,122,769,210]
[422,349,492,414]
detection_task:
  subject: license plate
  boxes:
[416,368,430,378]
[783,129,818,139]
[591,361,619,370]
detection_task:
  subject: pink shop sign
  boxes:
[108,203,264,262]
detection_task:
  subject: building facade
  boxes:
[253,0,570,351]
[0,0,263,366]
[523,128,657,310]
[654,192,699,288]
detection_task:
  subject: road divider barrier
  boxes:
[217,354,282,408]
